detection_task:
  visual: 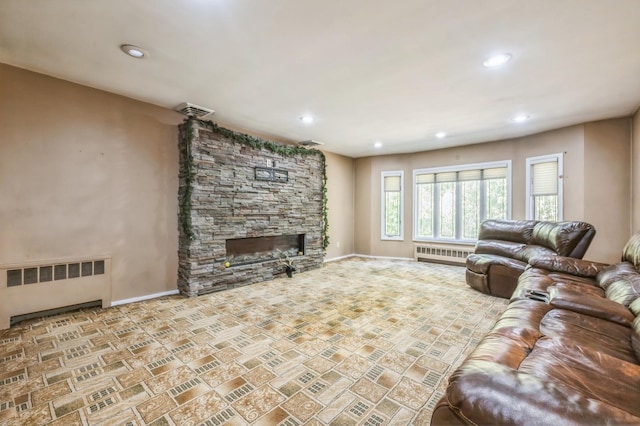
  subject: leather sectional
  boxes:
[431,229,640,424]
[465,219,596,298]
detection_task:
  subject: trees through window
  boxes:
[381,171,404,240]
[413,162,511,241]
[526,153,563,221]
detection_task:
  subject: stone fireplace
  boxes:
[177,119,325,296]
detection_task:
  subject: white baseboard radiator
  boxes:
[414,243,475,266]
[0,256,111,329]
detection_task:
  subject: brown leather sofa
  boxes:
[431,232,640,425]
[465,219,596,298]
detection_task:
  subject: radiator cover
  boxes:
[0,256,111,329]
[414,243,474,266]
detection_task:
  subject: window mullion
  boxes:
[433,181,440,238]
[455,175,462,240]
[479,170,486,221]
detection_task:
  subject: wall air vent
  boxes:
[174,102,215,118]
[299,140,324,147]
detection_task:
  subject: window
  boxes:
[526,153,563,221]
[381,171,404,240]
[413,161,511,241]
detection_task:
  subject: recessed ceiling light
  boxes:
[374,142,383,148]
[299,115,314,124]
[435,132,447,139]
[120,44,147,59]
[482,53,512,68]
[511,114,530,123]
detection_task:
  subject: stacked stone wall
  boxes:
[177,121,324,296]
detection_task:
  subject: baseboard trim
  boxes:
[111,289,180,307]
[353,254,415,261]
[324,254,356,263]
[325,254,415,262]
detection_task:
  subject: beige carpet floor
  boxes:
[0,258,508,425]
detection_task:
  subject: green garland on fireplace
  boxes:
[179,121,196,241]
[179,116,329,249]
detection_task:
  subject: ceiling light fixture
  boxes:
[435,132,447,139]
[511,114,530,123]
[299,115,314,124]
[374,142,383,148]
[482,53,512,68]
[120,44,147,59]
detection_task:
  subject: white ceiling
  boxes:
[1,0,639,158]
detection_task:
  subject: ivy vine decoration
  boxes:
[178,121,196,240]
[179,116,329,249]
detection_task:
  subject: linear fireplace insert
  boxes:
[225,234,305,261]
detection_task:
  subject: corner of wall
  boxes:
[631,107,640,231]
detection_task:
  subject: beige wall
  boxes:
[0,65,182,310]
[633,108,640,230]
[354,121,634,262]
[583,118,631,263]
[324,152,355,260]
[354,157,373,254]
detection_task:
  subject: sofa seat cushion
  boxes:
[519,336,640,418]
[491,299,551,334]
[511,267,601,301]
[539,309,637,361]
[547,286,633,327]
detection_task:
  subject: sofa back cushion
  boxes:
[605,275,640,307]
[622,231,640,268]
[515,245,557,263]
[596,262,637,290]
[477,219,536,244]
[530,221,596,258]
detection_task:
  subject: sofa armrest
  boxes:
[466,253,527,275]
[548,286,634,327]
[528,255,608,278]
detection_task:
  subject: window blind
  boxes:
[416,173,435,184]
[384,175,401,192]
[415,166,507,184]
[532,160,558,195]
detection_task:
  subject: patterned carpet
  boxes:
[0,258,508,425]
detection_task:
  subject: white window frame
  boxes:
[525,153,563,221]
[412,160,512,243]
[381,171,404,241]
